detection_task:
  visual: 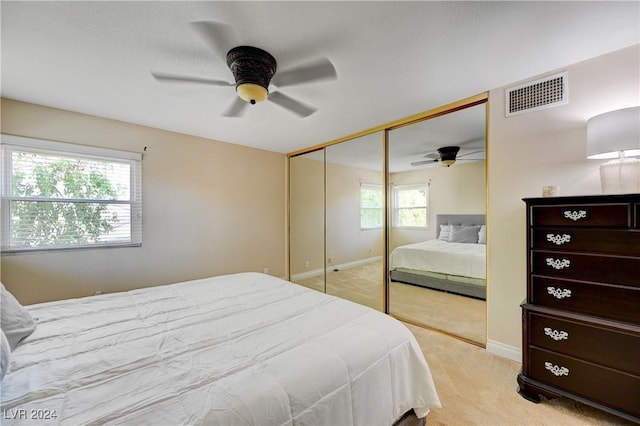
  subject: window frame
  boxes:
[360,183,383,230]
[392,183,430,229]
[1,134,142,254]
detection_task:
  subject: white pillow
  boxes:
[1,330,10,380]
[438,224,452,241]
[478,225,487,244]
[449,225,482,243]
[1,283,36,351]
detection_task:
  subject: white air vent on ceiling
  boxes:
[505,71,568,117]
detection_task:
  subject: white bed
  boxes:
[1,272,440,425]
[390,239,486,280]
[390,214,486,300]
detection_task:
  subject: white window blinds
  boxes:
[1,135,142,252]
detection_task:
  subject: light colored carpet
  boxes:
[389,282,485,345]
[295,261,486,345]
[407,323,636,426]
[295,261,384,311]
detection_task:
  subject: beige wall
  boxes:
[486,44,639,355]
[1,98,286,305]
[390,161,486,249]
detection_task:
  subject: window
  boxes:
[393,184,429,228]
[1,135,142,253]
[360,183,383,229]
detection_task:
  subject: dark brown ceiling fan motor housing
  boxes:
[226,46,277,104]
[437,146,460,166]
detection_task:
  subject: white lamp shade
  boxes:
[586,106,640,159]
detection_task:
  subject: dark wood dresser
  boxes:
[519,194,640,423]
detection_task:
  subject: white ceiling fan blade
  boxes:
[190,21,238,62]
[411,159,438,166]
[271,57,337,88]
[151,71,233,87]
[222,97,249,117]
[458,150,484,158]
[268,91,316,118]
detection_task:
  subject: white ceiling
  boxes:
[306,102,487,172]
[2,1,638,155]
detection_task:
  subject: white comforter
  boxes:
[1,272,440,425]
[390,239,486,279]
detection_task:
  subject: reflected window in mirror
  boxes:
[392,183,430,229]
[360,183,383,229]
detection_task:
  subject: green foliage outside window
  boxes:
[9,152,125,249]
[360,185,383,229]
[394,186,428,228]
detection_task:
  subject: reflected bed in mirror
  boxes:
[388,213,486,345]
[390,214,486,300]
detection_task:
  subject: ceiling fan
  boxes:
[411,146,484,167]
[151,21,337,118]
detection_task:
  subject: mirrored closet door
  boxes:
[387,103,487,345]
[289,150,325,292]
[325,132,384,311]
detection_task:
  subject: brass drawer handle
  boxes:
[564,210,587,221]
[544,327,569,341]
[545,362,569,377]
[546,258,571,270]
[546,233,571,245]
[547,286,572,299]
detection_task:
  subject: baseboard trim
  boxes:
[292,256,382,281]
[330,256,382,272]
[291,267,324,281]
[486,339,521,362]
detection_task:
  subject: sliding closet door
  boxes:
[289,150,325,292]
[387,103,487,344]
[325,132,384,311]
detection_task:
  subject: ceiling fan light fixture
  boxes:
[441,159,456,167]
[236,83,268,104]
[227,46,277,105]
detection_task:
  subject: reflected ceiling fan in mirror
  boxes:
[411,146,484,167]
[151,21,337,118]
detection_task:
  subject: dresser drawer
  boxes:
[532,228,640,256]
[531,203,630,228]
[528,312,640,375]
[528,348,640,416]
[532,251,640,287]
[531,276,640,324]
